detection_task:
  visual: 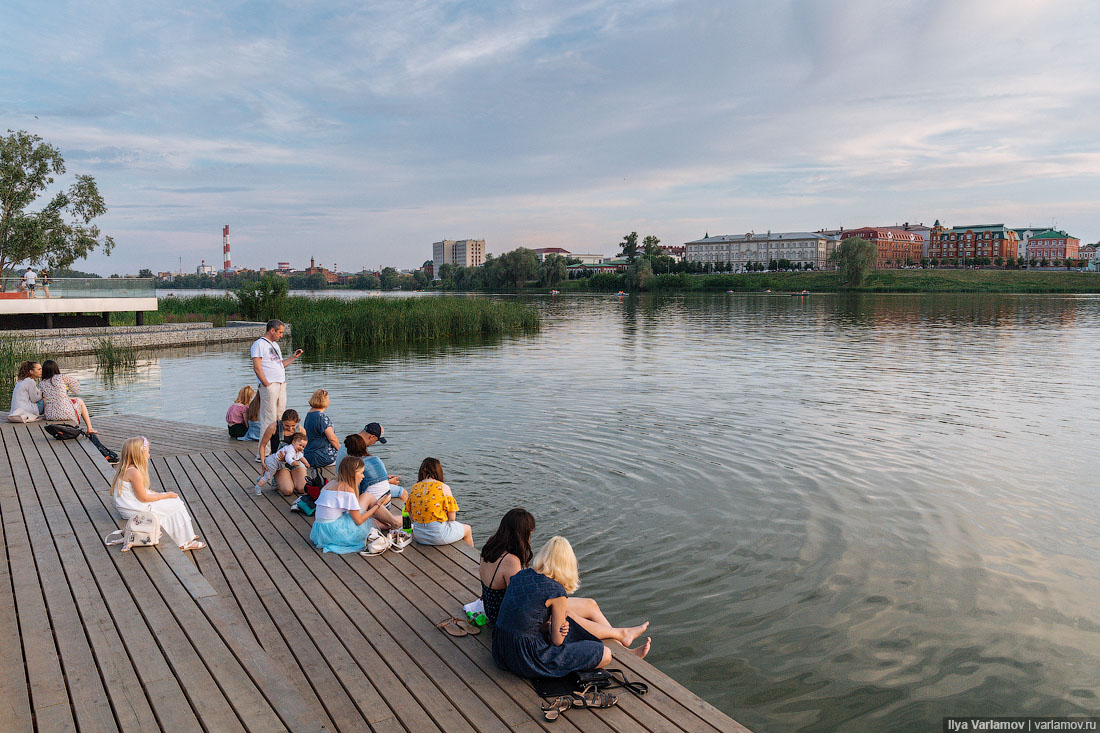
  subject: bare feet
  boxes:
[629,637,652,660]
[620,621,649,647]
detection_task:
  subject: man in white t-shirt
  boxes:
[23,268,37,297]
[250,319,303,430]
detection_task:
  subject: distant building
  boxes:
[533,247,571,262]
[836,227,924,268]
[304,257,339,284]
[571,253,606,264]
[432,239,486,277]
[684,232,838,270]
[1079,244,1097,269]
[928,223,1019,262]
[1026,230,1079,262]
[1012,227,1045,260]
[196,260,215,276]
[567,258,630,275]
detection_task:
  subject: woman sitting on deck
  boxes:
[342,434,401,531]
[492,536,650,679]
[479,508,535,626]
[302,389,340,467]
[257,409,304,496]
[40,360,96,433]
[111,437,205,551]
[406,457,473,547]
[238,393,262,442]
[309,456,392,553]
[8,361,43,423]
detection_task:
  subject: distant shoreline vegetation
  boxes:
[153,291,540,350]
[542,269,1100,294]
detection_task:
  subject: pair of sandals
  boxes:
[359,529,412,557]
[435,616,481,637]
[541,685,618,721]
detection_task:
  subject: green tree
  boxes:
[234,274,288,320]
[829,236,877,286]
[351,273,380,289]
[0,130,115,278]
[413,270,429,288]
[138,267,154,278]
[619,231,639,261]
[642,235,662,257]
[379,267,400,290]
[624,257,654,291]
[537,253,567,287]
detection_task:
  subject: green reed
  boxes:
[92,337,137,373]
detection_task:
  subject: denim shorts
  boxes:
[411,520,465,545]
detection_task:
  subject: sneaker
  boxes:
[253,484,262,496]
[390,531,412,552]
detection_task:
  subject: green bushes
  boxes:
[0,338,37,410]
[92,337,137,373]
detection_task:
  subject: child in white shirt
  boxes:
[255,431,310,494]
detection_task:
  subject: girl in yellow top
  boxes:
[407,457,473,546]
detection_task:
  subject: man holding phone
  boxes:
[251,319,303,431]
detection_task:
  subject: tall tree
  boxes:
[619,231,639,261]
[0,130,114,277]
[538,253,568,287]
[642,235,662,257]
[829,237,877,286]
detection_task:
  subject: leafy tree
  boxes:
[619,232,639,261]
[496,248,539,289]
[351,273,380,289]
[234,274,288,320]
[0,130,115,278]
[1029,257,1037,267]
[413,270,429,288]
[642,235,662,257]
[1040,258,1049,267]
[380,266,400,290]
[624,257,654,291]
[138,268,154,278]
[537,253,567,287]
[994,256,1003,267]
[829,236,877,286]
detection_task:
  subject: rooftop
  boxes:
[685,232,837,244]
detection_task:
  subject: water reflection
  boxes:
[78,293,1100,731]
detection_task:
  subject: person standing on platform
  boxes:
[22,267,36,297]
[250,319,303,430]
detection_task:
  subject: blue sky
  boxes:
[4,0,1099,275]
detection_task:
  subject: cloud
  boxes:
[4,0,1099,274]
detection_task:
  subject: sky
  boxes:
[3,0,1100,275]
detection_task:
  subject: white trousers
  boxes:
[258,381,287,430]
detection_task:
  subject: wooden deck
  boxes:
[0,415,748,732]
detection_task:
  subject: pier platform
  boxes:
[0,415,748,732]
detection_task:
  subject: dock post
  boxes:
[102,311,110,325]
[136,311,144,326]
[44,314,53,329]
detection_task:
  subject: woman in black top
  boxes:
[478,508,535,625]
[257,409,305,496]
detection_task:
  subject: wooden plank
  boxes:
[34,431,203,732]
[213,450,599,733]
[0,432,32,733]
[174,452,416,731]
[53,439,249,733]
[0,429,77,732]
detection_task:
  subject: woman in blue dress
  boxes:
[492,536,652,678]
[309,457,388,553]
[302,389,340,467]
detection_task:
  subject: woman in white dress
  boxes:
[111,437,205,551]
[7,361,43,423]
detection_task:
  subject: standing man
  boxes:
[251,319,303,430]
[22,267,36,298]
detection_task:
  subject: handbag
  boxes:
[103,511,162,551]
[44,424,82,440]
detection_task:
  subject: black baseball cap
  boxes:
[364,422,387,443]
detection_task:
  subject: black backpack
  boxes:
[44,424,82,440]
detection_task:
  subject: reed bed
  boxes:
[282,296,540,351]
[92,337,137,373]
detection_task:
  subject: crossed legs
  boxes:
[566,597,651,659]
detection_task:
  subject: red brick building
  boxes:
[1026,229,1079,262]
[928,224,1018,263]
[840,227,924,268]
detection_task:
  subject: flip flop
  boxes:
[435,617,468,637]
[571,686,618,709]
[459,618,481,635]
[181,540,206,552]
[541,696,572,721]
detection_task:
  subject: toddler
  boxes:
[255,431,309,495]
[226,385,255,438]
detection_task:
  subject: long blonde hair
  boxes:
[532,536,580,594]
[235,385,255,405]
[111,437,150,496]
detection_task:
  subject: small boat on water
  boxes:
[791,290,810,296]
[615,291,627,296]
[726,290,734,294]
[550,290,560,295]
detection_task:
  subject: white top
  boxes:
[315,487,359,522]
[250,337,285,384]
[8,377,42,420]
[274,443,304,466]
[23,269,36,285]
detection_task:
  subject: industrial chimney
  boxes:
[222,225,231,272]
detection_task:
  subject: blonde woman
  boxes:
[491,536,650,679]
[111,437,205,551]
[302,389,339,467]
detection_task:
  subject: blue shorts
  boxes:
[412,520,466,546]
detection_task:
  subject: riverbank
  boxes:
[546,269,1100,293]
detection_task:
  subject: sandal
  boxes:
[181,540,206,552]
[571,685,618,709]
[389,530,412,552]
[541,696,572,721]
[435,617,468,637]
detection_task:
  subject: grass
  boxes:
[151,294,541,350]
[0,337,38,411]
[92,337,137,373]
[551,269,1100,294]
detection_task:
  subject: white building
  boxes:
[684,232,838,270]
[432,239,486,278]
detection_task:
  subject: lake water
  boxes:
[72,293,1100,731]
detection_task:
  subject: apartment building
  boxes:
[1026,230,1079,262]
[684,232,837,269]
[432,239,486,276]
[928,223,1019,261]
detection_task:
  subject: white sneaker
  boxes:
[253,484,262,495]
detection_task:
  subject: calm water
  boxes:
[72,293,1100,731]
